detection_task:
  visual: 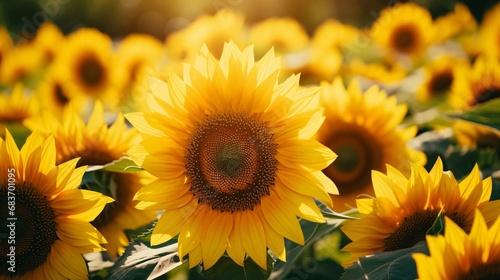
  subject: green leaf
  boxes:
[446,99,500,131]
[271,220,345,279]
[316,199,359,220]
[86,157,144,173]
[202,254,273,280]
[105,240,183,280]
[426,207,445,236]
[124,220,158,243]
[5,122,31,148]
[340,241,429,280]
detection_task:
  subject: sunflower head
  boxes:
[0,130,112,279]
[0,27,13,80]
[451,56,500,110]
[317,77,425,211]
[417,56,468,104]
[52,28,119,108]
[165,9,246,61]
[24,101,156,257]
[127,41,338,270]
[370,3,433,56]
[341,158,500,265]
[480,3,500,59]
[249,17,309,59]
[31,21,64,64]
[433,3,477,44]
[0,84,39,139]
[347,57,407,83]
[0,44,44,86]
[413,210,500,279]
[452,120,500,150]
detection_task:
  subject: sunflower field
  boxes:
[1,0,500,279]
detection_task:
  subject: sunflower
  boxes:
[312,19,359,51]
[126,42,338,270]
[452,120,500,150]
[24,102,157,257]
[416,56,468,104]
[0,44,44,86]
[450,56,500,110]
[0,84,39,139]
[341,158,500,266]
[316,78,425,211]
[114,34,163,86]
[249,17,309,59]
[347,57,407,83]
[480,3,500,59]
[370,2,433,57]
[413,210,500,279]
[165,9,246,61]
[31,22,64,64]
[52,28,118,108]
[0,130,112,279]
[433,3,477,44]
[0,27,13,82]
[34,66,83,116]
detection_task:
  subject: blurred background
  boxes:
[1,0,497,43]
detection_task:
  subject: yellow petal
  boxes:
[202,211,233,269]
[261,190,304,245]
[151,198,197,245]
[240,211,267,269]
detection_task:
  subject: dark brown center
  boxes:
[391,25,418,54]
[0,183,57,276]
[474,88,500,106]
[185,112,277,212]
[384,210,468,251]
[322,131,382,195]
[78,56,105,88]
[456,263,500,280]
[54,83,69,106]
[428,70,454,96]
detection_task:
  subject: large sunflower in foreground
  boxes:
[413,210,500,279]
[341,158,500,266]
[316,78,425,211]
[24,102,157,257]
[370,2,433,57]
[126,42,338,270]
[0,130,112,279]
[52,28,118,108]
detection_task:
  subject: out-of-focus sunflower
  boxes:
[295,46,343,85]
[317,78,425,211]
[347,57,407,83]
[0,44,43,86]
[24,102,157,257]
[165,9,246,61]
[480,3,500,59]
[0,130,112,279]
[31,22,64,65]
[34,66,83,116]
[452,120,500,150]
[126,42,338,270]
[416,56,468,104]
[370,3,433,57]
[0,27,13,81]
[0,84,39,139]
[114,33,164,109]
[52,28,118,108]
[312,19,359,51]
[413,210,500,279]
[451,56,500,110]
[433,3,477,44]
[249,17,309,59]
[341,158,500,266]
